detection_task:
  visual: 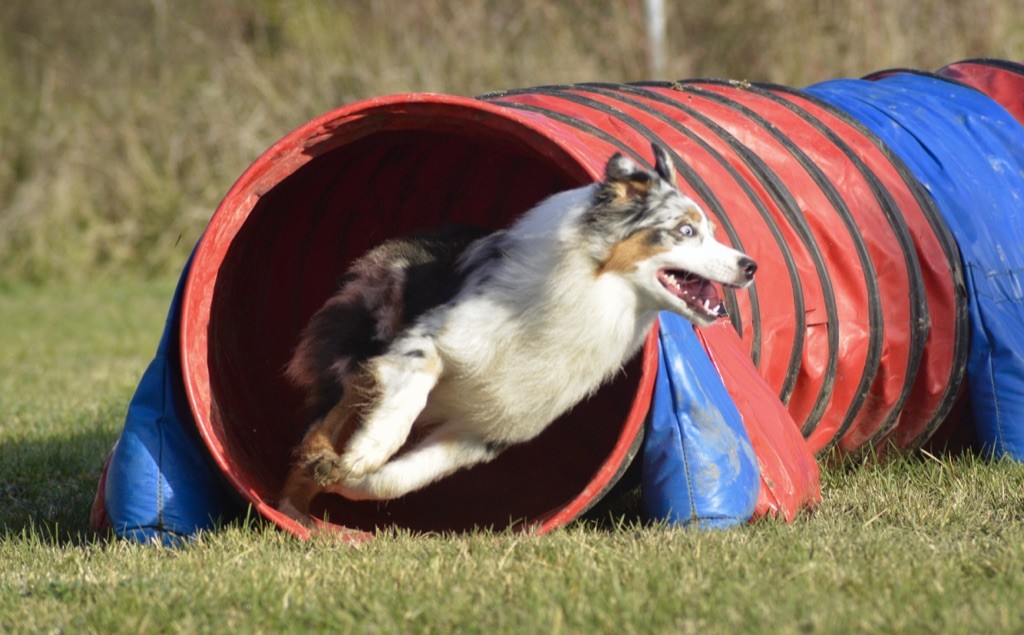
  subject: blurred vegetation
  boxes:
[1,0,1022,283]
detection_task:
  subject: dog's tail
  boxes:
[285,270,399,420]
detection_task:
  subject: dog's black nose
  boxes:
[740,257,757,280]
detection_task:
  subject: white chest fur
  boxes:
[423,246,656,443]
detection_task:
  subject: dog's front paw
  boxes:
[339,436,391,478]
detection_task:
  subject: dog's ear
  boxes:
[605,153,642,182]
[652,143,676,186]
[599,153,653,203]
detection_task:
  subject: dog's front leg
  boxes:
[326,424,501,501]
[337,337,443,479]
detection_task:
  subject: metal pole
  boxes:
[644,0,667,78]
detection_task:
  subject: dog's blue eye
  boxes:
[680,225,695,237]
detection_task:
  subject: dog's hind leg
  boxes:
[278,469,320,527]
[325,423,501,501]
[337,336,444,479]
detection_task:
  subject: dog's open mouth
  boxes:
[658,269,728,319]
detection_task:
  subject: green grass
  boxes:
[3,279,1024,633]
[0,277,175,538]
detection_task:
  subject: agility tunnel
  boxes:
[91,59,1024,543]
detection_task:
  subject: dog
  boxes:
[277,143,757,526]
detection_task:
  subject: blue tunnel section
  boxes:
[101,258,240,544]
[640,313,760,528]
[806,72,1024,459]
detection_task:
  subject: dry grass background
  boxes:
[1,0,1022,283]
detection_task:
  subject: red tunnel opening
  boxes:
[179,96,658,538]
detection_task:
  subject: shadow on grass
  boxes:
[575,456,646,531]
[0,426,121,546]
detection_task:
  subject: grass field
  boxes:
[2,279,1024,633]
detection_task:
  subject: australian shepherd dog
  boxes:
[278,143,757,526]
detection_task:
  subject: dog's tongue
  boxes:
[684,278,726,317]
[661,269,727,318]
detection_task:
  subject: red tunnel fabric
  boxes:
[96,60,992,539]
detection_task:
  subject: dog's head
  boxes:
[586,143,756,325]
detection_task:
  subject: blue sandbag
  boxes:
[641,312,760,527]
[806,73,1024,458]
[103,259,240,544]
